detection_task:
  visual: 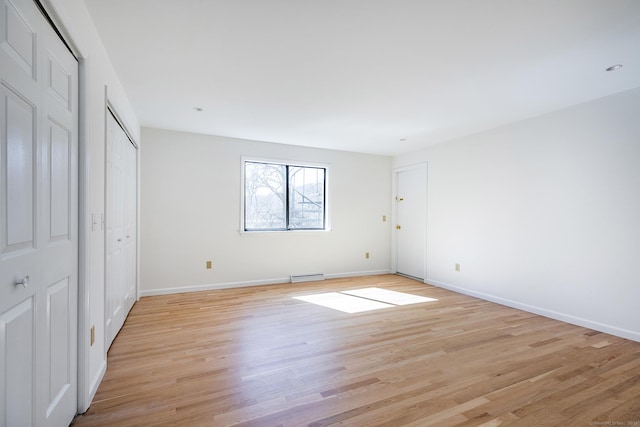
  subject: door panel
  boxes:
[3,0,36,78]
[46,277,71,423]
[47,54,71,111]
[2,84,36,254]
[49,120,71,241]
[0,297,35,427]
[0,0,77,425]
[396,165,427,280]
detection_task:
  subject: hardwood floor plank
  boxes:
[72,275,640,426]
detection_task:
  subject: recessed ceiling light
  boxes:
[193,107,203,112]
[606,64,623,72]
[400,138,407,142]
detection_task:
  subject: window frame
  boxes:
[241,157,331,233]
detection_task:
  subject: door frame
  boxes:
[392,162,428,281]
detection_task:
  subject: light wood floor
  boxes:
[72,275,640,426]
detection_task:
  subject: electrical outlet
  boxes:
[382,215,387,222]
[206,260,212,269]
[455,263,461,272]
[365,252,370,259]
[90,326,95,346]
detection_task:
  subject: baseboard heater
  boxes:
[290,273,325,283]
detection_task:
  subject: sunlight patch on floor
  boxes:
[293,292,394,313]
[293,287,438,313]
[342,287,438,305]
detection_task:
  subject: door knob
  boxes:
[15,275,29,288]
[396,225,401,230]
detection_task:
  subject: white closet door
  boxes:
[105,111,136,348]
[396,165,427,280]
[105,112,123,346]
[0,0,78,425]
[122,139,136,312]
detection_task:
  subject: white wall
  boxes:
[45,0,140,411]
[394,87,640,341]
[140,128,391,294]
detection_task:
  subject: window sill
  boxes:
[239,228,332,235]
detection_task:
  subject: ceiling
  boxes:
[83,0,640,156]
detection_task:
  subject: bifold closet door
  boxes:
[105,111,136,348]
[0,0,79,425]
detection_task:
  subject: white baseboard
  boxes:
[140,269,391,297]
[325,269,391,279]
[426,278,640,343]
[140,277,289,296]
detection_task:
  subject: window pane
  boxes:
[289,166,325,229]
[245,162,286,229]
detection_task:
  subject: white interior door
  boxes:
[0,0,78,425]
[105,110,136,348]
[396,165,427,280]
[105,111,123,346]
[122,137,136,311]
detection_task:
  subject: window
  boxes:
[243,160,327,231]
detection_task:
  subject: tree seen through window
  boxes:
[244,161,326,231]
